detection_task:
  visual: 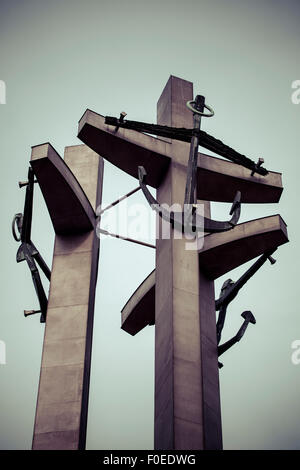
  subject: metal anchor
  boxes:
[138,166,241,235]
[12,167,51,323]
[215,249,276,367]
[218,311,256,368]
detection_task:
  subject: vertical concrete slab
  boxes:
[32,145,103,450]
[155,76,222,450]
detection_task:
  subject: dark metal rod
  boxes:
[216,306,227,345]
[105,116,192,142]
[184,95,205,206]
[98,228,156,249]
[104,116,268,176]
[24,250,48,323]
[98,186,141,215]
[21,167,35,243]
[33,249,51,281]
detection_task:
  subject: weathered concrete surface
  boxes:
[78,110,283,203]
[31,144,103,450]
[153,76,222,450]
[121,215,288,336]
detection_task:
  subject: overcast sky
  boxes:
[0,0,300,450]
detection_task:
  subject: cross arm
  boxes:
[121,215,288,335]
[30,143,96,235]
[78,109,283,203]
[121,270,155,336]
[199,214,288,279]
[78,109,171,188]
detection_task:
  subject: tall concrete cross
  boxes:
[29,143,103,450]
[78,75,288,450]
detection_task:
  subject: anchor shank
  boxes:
[218,320,249,356]
[21,167,35,243]
[216,304,227,345]
[184,95,205,206]
[32,245,51,281]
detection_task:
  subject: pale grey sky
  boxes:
[0,0,299,450]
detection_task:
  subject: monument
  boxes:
[13,76,288,450]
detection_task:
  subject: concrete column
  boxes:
[32,144,103,450]
[155,76,222,449]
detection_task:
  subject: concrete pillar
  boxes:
[154,76,222,450]
[31,144,103,450]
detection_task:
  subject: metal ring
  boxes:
[12,213,23,241]
[186,100,215,117]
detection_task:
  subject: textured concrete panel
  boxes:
[45,305,89,341]
[174,418,204,450]
[42,337,86,368]
[32,145,103,450]
[49,250,92,308]
[37,364,84,405]
[33,430,80,450]
[34,401,81,435]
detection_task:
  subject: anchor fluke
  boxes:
[241,310,256,324]
[218,310,256,361]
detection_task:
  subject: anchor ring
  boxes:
[12,213,23,241]
[186,100,214,117]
